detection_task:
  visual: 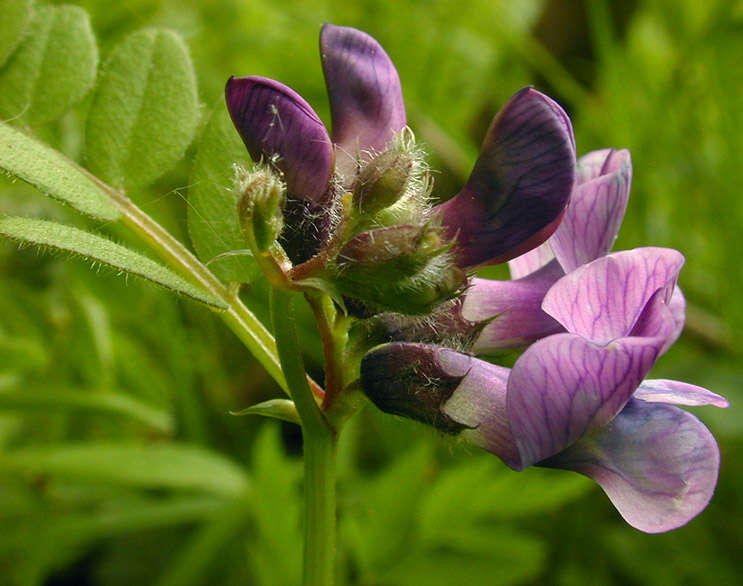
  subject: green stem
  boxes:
[270,287,337,586]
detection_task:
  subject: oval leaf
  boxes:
[0,216,226,308]
[188,102,259,283]
[0,123,121,220]
[1,443,250,496]
[85,28,199,189]
[0,0,32,67]
[0,4,98,125]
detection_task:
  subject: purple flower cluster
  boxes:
[226,24,727,533]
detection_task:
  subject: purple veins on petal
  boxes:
[506,333,661,468]
[436,87,576,269]
[549,149,632,273]
[320,23,406,179]
[225,76,333,203]
[542,398,722,533]
[542,247,685,345]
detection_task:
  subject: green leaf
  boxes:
[85,28,200,189]
[0,388,173,433]
[0,122,121,220]
[0,4,98,125]
[0,216,226,308]
[230,398,300,425]
[0,0,32,68]
[2,443,250,496]
[188,102,259,283]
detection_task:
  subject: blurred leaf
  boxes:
[382,527,546,586]
[85,28,199,189]
[0,335,48,373]
[0,0,32,68]
[0,122,121,220]
[0,387,172,433]
[420,456,592,541]
[0,4,98,125]
[247,423,302,586]
[2,442,250,496]
[188,101,259,283]
[230,398,300,425]
[343,443,431,574]
[0,216,225,308]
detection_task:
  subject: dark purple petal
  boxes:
[635,379,729,407]
[225,76,333,202]
[320,24,406,179]
[440,354,521,469]
[436,88,576,269]
[550,149,632,272]
[507,241,556,279]
[506,333,662,468]
[463,259,564,351]
[542,399,722,533]
[542,248,685,344]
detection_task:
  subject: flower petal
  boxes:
[225,76,333,202]
[463,259,564,352]
[507,240,556,279]
[320,24,406,179]
[542,399,722,533]
[507,333,662,468]
[550,149,631,272]
[635,379,729,407]
[574,148,617,184]
[440,355,521,469]
[542,248,685,344]
[436,87,576,269]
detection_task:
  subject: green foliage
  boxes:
[0,216,224,308]
[188,102,259,283]
[0,0,32,68]
[0,122,120,220]
[0,4,97,125]
[85,28,199,190]
[0,0,740,584]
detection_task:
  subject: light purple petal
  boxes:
[441,355,521,469]
[225,76,333,202]
[507,240,556,279]
[320,24,406,179]
[542,399,721,533]
[542,248,685,344]
[635,379,729,407]
[463,260,564,352]
[667,285,686,346]
[507,333,661,468]
[550,149,631,272]
[436,88,576,269]
[575,148,618,184]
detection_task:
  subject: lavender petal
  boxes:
[543,399,722,533]
[635,379,729,407]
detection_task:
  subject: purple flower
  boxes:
[225,24,576,271]
[361,247,728,532]
[463,148,647,350]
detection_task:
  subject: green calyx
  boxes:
[236,165,286,252]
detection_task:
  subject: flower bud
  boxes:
[352,148,413,215]
[236,166,286,252]
[332,224,465,314]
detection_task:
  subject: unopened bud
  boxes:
[236,166,286,252]
[353,149,413,216]
[333,224,466,315]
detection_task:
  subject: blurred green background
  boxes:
[1,0,741,584]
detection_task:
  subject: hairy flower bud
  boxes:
[352,148,413,215]
[332,224,465,314]
[236,166,286,252]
